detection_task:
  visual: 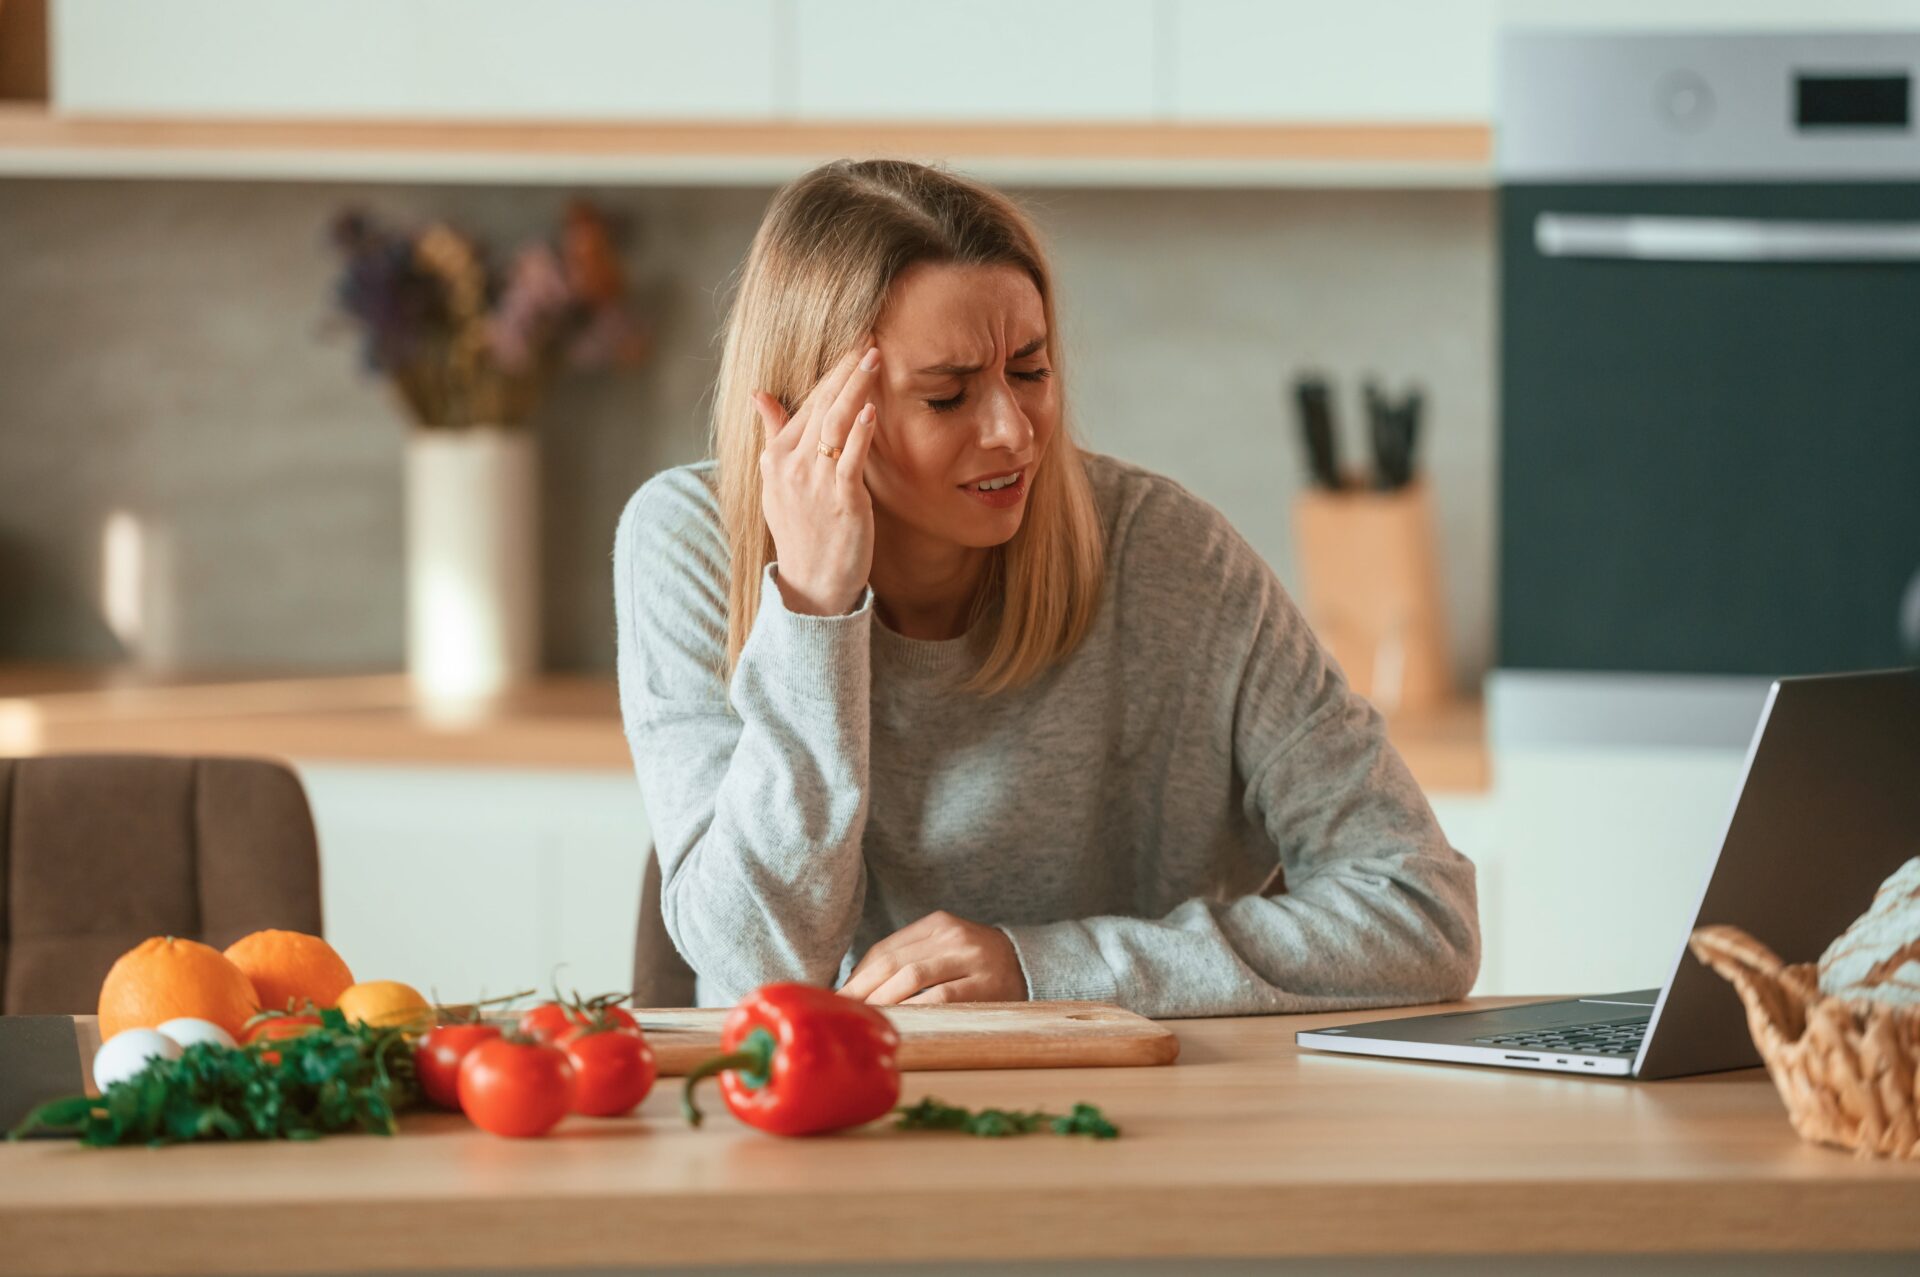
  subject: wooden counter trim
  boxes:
[0,672,629,772]
[0,106,1491,187]
[0,107,1489,162]
[4,1005,1917,1274]
[0,670,1489,791]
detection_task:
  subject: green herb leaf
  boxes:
[893,1096,1119,1140]
[6,1020,418,1148]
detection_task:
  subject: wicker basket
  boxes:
[1689,924,1920,1159]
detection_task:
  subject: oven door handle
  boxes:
[1535,213,1920,262]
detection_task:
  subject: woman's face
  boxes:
[864,261,1057,550]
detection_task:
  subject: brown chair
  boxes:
[631,843,697,1008]
[0,753,324,1015]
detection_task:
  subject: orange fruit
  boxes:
[335,980,432,1031]
[223,929,355,1015]
[98,936,260,1041]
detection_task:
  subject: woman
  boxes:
[614,158,1479,1016]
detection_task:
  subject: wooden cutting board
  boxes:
[617,1000,1180,1075]
[73,1002,1178,1085]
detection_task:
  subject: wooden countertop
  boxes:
[0,667,1490,791]
[3,998,1916,1275]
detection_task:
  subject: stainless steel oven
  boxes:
[1496,29,1920,708]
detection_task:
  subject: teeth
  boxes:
[974,471,1021,492]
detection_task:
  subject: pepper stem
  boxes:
[679,1029,776,1128]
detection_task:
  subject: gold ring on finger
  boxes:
[817,440,844,460]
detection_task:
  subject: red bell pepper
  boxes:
[680,982,901,1137]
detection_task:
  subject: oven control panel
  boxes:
[1500,29,1919,180]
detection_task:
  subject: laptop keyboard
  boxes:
[1473,1016,1648,1058]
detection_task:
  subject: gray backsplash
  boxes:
[0,179,1492,689]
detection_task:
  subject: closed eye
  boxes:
[926,368,1051,414]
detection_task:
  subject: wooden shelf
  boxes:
[0,667,628,772]
[0,106,1492,187]
[0,666,1488,791]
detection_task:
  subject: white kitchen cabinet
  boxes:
[1168,0,1499,123]
[790,0,1160,122]
[1424,740,1753,1001]
[1471,746,1748,998]
[53,0,782,120]
[52,1,1915,132]
[297,764,650,1004]
[294,747,1749,1012]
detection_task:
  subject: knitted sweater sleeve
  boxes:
[613,471,874,1003]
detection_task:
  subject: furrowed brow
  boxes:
[915,333,1048,377]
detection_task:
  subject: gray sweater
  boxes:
[612,451,1480,1017]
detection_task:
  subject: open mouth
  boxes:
[959,468,1028,507]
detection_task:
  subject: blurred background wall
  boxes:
[0,182,1493,684]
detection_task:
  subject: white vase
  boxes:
[404,425,540,713]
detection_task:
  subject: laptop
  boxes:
[1296,666,1920,1080]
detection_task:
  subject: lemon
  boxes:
[335,980,432,1030]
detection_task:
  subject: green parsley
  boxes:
[894,1096,1119,1139]
[6,1009,417,1147]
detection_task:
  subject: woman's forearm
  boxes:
[644,562,874,1000]
[998,848,1479,1019]
[616,469,876,1001]
[642,725,869,1001]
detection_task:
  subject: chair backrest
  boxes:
[0,753,323,1015]
[631,842,697,1008]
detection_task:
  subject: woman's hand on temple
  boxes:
[836,910,1029,1005]
[748,334,883,617]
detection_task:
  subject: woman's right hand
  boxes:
[748,334,884,617]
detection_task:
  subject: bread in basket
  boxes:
[1688,856,1920,1159]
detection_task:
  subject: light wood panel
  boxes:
[0,667,1490,791]
[0,105,1492,185]
[6,1000,1919,1275]
[622,1001,1181,1073]
[0,670,627,772]
[0,109,1489,161]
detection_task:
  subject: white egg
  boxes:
[156,1017,239,1051]
[92,1028,183,1090]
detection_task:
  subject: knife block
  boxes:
[1290,476,1451,716]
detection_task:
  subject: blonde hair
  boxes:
[710,158,1105,696]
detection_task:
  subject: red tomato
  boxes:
[457,1038,576,1138]
[415,1023,503,1110]
[598,1005,640,1033]
[560,1026,657,1118]
[519,1001,638,1043]
[516,1002,576,1043]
